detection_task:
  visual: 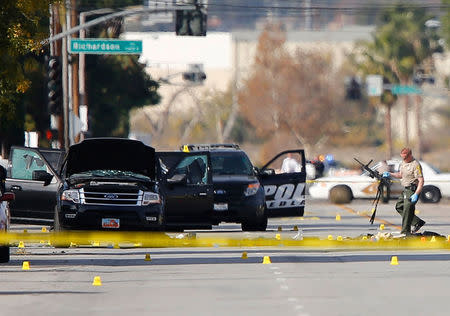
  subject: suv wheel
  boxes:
[0,246,9,263]
[241,206,267,231]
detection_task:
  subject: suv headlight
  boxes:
[244,183,260,197]
[142,192,161,205]
[61,189,80,204]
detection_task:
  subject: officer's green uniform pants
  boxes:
[395,187,423,234]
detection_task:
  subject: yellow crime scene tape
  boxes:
[1,231,449,250]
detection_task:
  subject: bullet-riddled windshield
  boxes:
[210,152,254,176]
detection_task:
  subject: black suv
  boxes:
[181,144,307,231]
[5,138,216,231]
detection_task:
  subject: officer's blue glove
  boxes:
[382,172,390,178]
[410,193,419,203]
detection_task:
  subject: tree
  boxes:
[78,0,160,137]
[0,0,55,156]
[355,4,442,158]
[239,24,345,156]
[86,54,160,137]
[441,0,450,50]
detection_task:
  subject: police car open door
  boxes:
[156,151,214,229]
[259,150,306,217]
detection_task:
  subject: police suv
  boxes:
[181,144,307,231]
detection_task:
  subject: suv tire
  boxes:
[241,206,267,231]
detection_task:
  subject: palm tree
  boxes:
[355,4,440,158]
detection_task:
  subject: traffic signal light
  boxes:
[47,56,62,115]
[346,77,361,100]
[45,129,58,141]
[182,71,206,83]
[176,5,207,36]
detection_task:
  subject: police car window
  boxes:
[211,152,253,176]
[174,155,208,185]
[11,148,48,180]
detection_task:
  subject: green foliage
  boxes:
[443,0,450,49]
[86,54,160,137]
[0,0,55,153]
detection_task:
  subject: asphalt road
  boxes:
[1,198,450,316]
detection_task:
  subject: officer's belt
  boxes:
[404,184,417,191]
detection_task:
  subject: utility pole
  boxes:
[71,0,80,143]
[61,3,69,151]
[50,3,64,149]
[415,95,423,159]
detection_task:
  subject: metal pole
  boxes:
[305,0,312,30]
[79,12,86,112]
[43,6,196,44]
[415,95,423,159]
[61,4,69,151]
[66,0,73,145]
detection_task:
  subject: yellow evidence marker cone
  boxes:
[92,241,100,247]
[337,236,343,241]
[41,227,47,233]
[275,234,281,240]
[92,276,102,286]
[379,224,385,230]
[335,214,341,221]
[241,252,248,259]
[430,236,436,243]
[390,256,399,265]
[262,256,272,264]
[22,261,30,270]
[145,254,151,261]
[327,235,333,240]
[18,241,25,248]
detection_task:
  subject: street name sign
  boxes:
[69,39,142,54]
[391,85,422,95]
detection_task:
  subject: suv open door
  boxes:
[259,150,306,217]
[5,146,64,224]
[157,151,214,230]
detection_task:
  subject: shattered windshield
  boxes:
[69,169,151,181]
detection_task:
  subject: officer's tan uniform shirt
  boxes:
[400,159,423,187]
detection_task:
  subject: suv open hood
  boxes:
[64,138,155,179]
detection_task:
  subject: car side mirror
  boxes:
[253,166,260,175]
[167,173,187,185]
[0,192,15,202]
[260,168,275,176]
[32,170,53,186]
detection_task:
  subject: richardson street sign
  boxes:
[69,39,142,54]
[391,85,422,95]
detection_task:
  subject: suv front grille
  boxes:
[80,188,142,206]
[214,184,245,199]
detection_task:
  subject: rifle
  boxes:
[354,158,391,224]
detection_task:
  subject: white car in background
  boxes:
[308,160,450,204]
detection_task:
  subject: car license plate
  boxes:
[214,203,228,211]
[102,218,120,229]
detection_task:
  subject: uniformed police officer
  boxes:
[383,148,426,236]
